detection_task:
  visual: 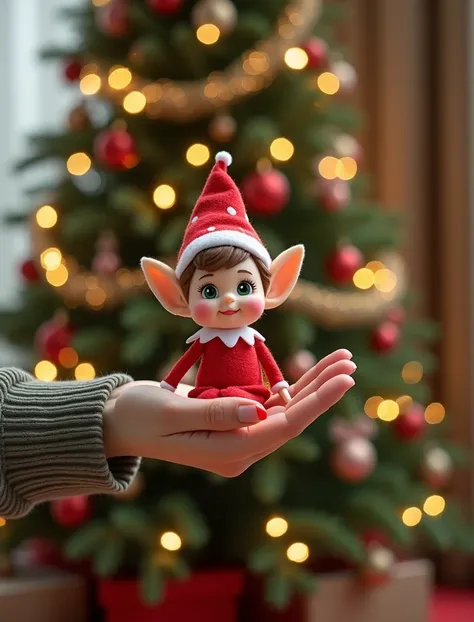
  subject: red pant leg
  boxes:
[188,385,270,405]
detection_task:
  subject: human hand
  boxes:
[103,349,355,477]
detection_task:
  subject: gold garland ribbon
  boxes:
[31,220,406,327]
[85,0,322,122]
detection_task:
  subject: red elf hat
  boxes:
[174,151,272,278]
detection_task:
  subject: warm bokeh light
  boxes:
[366,260,385,272]
[374,269,398,293]
[287,542,309,563]
[424,402,446,425]
[270,137,294,162]
[336,156,358,180]
[160,531,182,551]
[396,395,413,411]
[377,399,399,422]
[86,288,107,307]
[75,363,96,381]
[284,47,308,70]
[108,66,132,90]
[40,247,62,271]
[153,184,176,209]
[265,517,289,538]
[244,51,270,76]
[353,268,375,290]
[35,360,58,382]
[364,396,383,419]
[317,72,340,95]
[67,152,92,176]
[186,143,210,166]
[402,361,424,384]
[92,0,111,5]
[402,507,422,527]
[80,73,101,96]
[196,24,220,45]
[0,517,6,528]
[36,205,58,229]
[46,264,69,287]
[59,347,79,369]
[123,91,146,114]
[318,156,339,180]
[423,495,446,517]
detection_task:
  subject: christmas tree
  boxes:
[0,0,471,611]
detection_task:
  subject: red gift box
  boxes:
[98,569,244,622]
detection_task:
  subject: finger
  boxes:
[286,359,357,409]
[165,394,268,433]
[265,348,353,408]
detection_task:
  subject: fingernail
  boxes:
[349,361,357,371]
[238,405,267,423]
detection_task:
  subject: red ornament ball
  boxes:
[394,403,425,441]
[92,251,122,275]
[147,0,183,14]
[20,258,40,283]
[370,321,400,353]
[16,538,64,569]
[318,179,351,212]
[285,350,317,382]
[331,438,376,483]
[386,305,406,325]
[35,318,74,364]
[241,169,290,216]
[302,37,328,70]
[96,0,129,38]
[94,128,138,171]
[51,496,91,528]
[63,59,82,82]
[326,244,364,285]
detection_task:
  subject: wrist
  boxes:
[103,392,132,459]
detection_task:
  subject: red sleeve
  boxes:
[162,340,203,390]
[255,340,289,393]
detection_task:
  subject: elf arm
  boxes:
[255,340,290,396]
[161,341,203,392]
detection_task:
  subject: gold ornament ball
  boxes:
[362,545,395,586]
[209,114,237,143]
[331,438,376,483]
[422,447,453,489]
[192,0,238,36]
[113,472,144,502]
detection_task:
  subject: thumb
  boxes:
[167,394,268,432]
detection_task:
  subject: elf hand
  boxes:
[103,349,355,477]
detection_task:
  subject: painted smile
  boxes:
[220,310,240,316]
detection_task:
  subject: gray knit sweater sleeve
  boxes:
[0,367,141,520]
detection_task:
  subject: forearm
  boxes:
[0,367,141,520]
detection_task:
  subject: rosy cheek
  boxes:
[193,301,215,324]
[241,297,265,318]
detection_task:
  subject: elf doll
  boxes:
[141,152,304,408]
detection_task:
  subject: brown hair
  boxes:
[179,246,271,300]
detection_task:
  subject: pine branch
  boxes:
[251,457,288,504]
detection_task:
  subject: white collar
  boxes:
[186,326,266,348]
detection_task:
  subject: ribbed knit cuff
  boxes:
[0,367,141,519]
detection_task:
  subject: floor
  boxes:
[431,589,474,621]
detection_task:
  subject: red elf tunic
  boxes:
[161,327,289,405]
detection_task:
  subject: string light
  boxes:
[40,247,62,271]
[423,495,446,517]
[317,72,340,95]
[58,347,79,368]
[196,24,220,45]
[46,264,69,287]
[35,360,58,382]
[284,47,308,70]
[186,143,210,166]
[374,269,397,293]
[160,531,182,551]
[424,403,446,425]
[67,153,92,176]
[286,542,309,563]
[270,137,294,162]
[0,517,6,528]
[75,363,96,381]
[402,361,423,384]
[86,288,107,308]
[336,157,357,181]
[153,184,176,210]
[401,507,422,527]
[318,156,339,180]
[123,91,146,114]
[36,205,58,229]
[377,399,399,422]
[265,516,289,538]
[366,260,385,272]
[396,395,413,411]
[108,66,132,90]
[80,73,101,96]
[243,52,270,76]
[364,396,383,419]
[353,268,375,290]
[92,0,111,5]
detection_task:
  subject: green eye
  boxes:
[201,285,219,299]
[237,281,253,296]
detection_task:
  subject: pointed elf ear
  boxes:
[265,245,305,310]
[141,257,191,318]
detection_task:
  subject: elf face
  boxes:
[188,256,266,329]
